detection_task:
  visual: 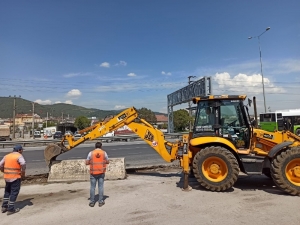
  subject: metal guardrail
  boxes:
[0,133,183,148]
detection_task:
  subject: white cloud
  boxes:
[115,60,127,66]
[161,71,172,76]
[114,105,126,109]
[100,62,110,68]
[213,72,286,94]
[159,106,167,114]
[271,59,300,74]
[66,89,82,98]
[63,72,92,78]
[120,61,127,66]
[95,81,183,93]
[65,100,73,104]
[95,84,137,92]
[34,99,52,105]
[54,100,73,104]
[127,73,137,77]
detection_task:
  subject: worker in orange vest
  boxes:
[85,141,109,207]
[0,145,26,215]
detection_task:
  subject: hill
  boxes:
[0,97,166,119]
[0,97,124,119]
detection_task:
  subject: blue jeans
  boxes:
[2,178,21,211]
[90,173,105,204]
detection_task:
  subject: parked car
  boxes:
[34,131,41,138]
[53,131,63,139]
[64,130,73,136]
[74,131,82,137]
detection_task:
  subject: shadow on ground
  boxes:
[128,168,290,196]
[87,195,109,202]
[16,198,34,209]
[177,173,289,196]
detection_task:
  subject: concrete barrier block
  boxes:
[105,158,126,180]
[47,158,126,183]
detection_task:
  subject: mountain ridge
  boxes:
[0,97,166,119]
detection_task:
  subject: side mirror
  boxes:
[251,119,257,127]
[248,98,252,107]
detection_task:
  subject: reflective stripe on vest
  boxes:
[3,153,22,179]
[90,149,107,175]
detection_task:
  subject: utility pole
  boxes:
[32,102,35,139]
[9,95,21,139]
[12,97,16,139]
[188,76,196,131]
[46,112,48,128]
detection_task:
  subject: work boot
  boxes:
[1,207,7,213]
[7,208,20,215]
[89,202,95,207]
[99,201,105,207]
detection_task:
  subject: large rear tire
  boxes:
[271,147,300,196]
[192,146,239,192]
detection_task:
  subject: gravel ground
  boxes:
[0,168,299,225]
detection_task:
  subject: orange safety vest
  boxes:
[90,149,107,175]
[3,153,22,179]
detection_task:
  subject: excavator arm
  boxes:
[44,107,185,167]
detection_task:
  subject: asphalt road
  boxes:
[0,141,172,175]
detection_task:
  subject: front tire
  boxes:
[192,146,239,192]
[271,147,300,196]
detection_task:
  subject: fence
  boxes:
[0,133,183,148]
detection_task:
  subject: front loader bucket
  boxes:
[44,144,65,167]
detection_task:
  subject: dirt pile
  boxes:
[20,165,181,186]
[22,174,48,185]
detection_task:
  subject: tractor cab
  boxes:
[192,95,252,150]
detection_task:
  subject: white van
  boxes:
[34,131,41,138]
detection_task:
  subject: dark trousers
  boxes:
[2,178,21,211]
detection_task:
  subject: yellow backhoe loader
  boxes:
[44,95,300,196]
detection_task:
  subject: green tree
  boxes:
[173,109,190,132]
[137,107,157,123]
[158,123,168,129]
[74,116,91,130]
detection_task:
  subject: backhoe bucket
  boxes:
[44,144,65,167]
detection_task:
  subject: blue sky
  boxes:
[1,0,299,114]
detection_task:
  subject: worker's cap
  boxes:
[13,145,24,152]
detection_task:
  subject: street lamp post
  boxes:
[248,27,271,113]
[188,76,196,131]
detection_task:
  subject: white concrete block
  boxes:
[47,158,126,183]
